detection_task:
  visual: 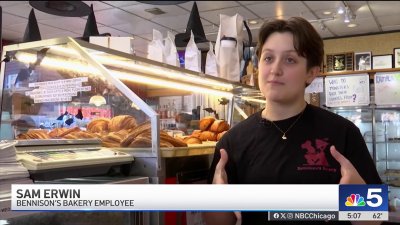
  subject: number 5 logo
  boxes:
[367,188,382,207]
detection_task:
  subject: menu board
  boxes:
[325,74,370,107]
[375,72,400,105]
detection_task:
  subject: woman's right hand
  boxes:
[211,149,242,223]
[213,149,229,184]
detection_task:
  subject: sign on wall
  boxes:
[325,74,370,107]
[25,77,91,103]
[374,72,400,105]
[306,77,324,93]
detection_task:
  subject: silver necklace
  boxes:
[267,108,305,140]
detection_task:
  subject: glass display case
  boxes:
[320,70,400,223]
[0,37,264,224]
[321,106,375,159]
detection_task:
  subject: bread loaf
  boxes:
[217,131,227,141]
[184,137,202,144]
[199,131,217,141]
[120,133,136,147]
[209,120,230,133]
[87,118,110,133]
[199,117,215,131]
[109,115,137,132]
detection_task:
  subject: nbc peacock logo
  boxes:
[345,194,366,207]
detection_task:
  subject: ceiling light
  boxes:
[323,11,332,15]
[347,23,358,28]
[144,7,166,15]
[337,7,344,14]
[344,13,350,23]
[319,22,327,31]
[89,95,107,106]
[343,6,356,24]
[248,20,258,25]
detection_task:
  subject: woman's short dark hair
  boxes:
[256,17,324,70]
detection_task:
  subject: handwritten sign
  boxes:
[305,77,324,93]
[26,77,91,103]
[325,74,370,107]
[374,72,400,105]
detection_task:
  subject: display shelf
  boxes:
[114,142,216,158]
[0,37,267,225]
[320,67,400,78]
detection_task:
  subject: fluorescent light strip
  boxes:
[16,52,98,74]
[49,46,233,90]
[113,71,233,98]
[240,97,266,104]
[16,52,233,98]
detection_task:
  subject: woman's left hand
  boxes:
[330,145,366,184]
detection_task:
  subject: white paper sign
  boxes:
[325,74,370,107]
[374,72,400,105]
[305,77,324,93]
[26,77,91,103]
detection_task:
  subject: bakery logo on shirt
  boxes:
[297,138,337,173]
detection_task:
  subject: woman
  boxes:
[204,17,381,225]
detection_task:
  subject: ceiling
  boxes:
[1,1,400,57]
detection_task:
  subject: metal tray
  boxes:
[16,139,101,146]
[114,141,217,158]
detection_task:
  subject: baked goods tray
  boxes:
[16,139,101,146]
[385,169,400,178]
[113,141,217,158]
[15,139,103,153]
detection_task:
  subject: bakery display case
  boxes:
[320,70,400,222]
[0,37,263,225]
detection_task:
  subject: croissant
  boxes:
[199,131,217,142]
[16,133,30,140]
[190,130,202,138]
[127,121,151,138]
[217,131,227,141]
[102,141,121,148]
[87,118,110,133]
[48,128,69,138]
[199,117,215,131]
[58,127,81,138]
[128,136,152,148]
[26,129,50,139]
[74,131,99,139]
[160,133,187,147]
[109,115,137,132]
[209,120,230,133]
[63,133,79,139]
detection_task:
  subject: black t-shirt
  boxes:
[208,104,382,225]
